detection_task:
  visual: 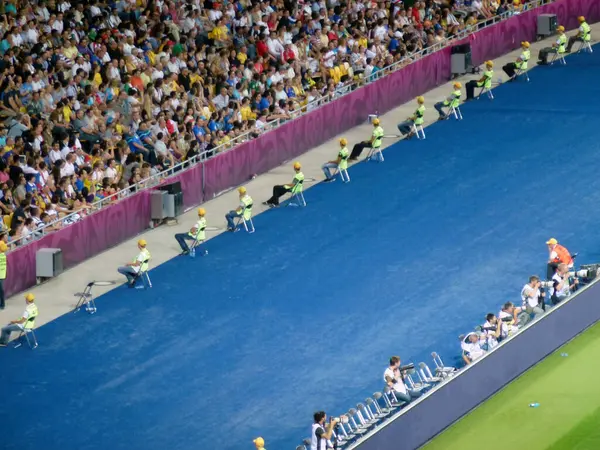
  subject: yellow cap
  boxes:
[417,96,425,104]
[253,437,265,447]
[485,60,494,67]
[198,208,206,216]
[293,161,301,170]
[25,293,35,302]
[546,238,558,245]
[372,118,380,126]
[578,16,585,22]
[521,41,530,48]
[339,138,348,146]
[138,239,147,247]
[557,25,565,32]
[513,0,520,5]
[453,82,462,89]
[0,241,7,253]
[238,187,247,195]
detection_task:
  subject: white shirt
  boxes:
[132,250,148,274]
[521,284,540,309]
[551,272,571,299]
[383,367,406,394]
[461,334,486,362]
[498,310,516,337]
[49,149,63,164]
[105,167,118,180]
[60,162,75,177]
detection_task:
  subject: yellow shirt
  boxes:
[63,105,72,123]
[240,106,254,121]
[93,72,103,87]
[237,52,248,64]
[140,72,151,87]
[63,45,78,60]
[358,37,368,48]
[209,26,228,41]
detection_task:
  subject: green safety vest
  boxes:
[0,253,6,280]
[414,105,425,126]
[240,194,253,220]
[581,22,591,41]
[557,34,567,53]
[478,70,493,88]
[134,248,151,272]
[445,90,461,108]
[24,303,38,330]
[290,172,304,194]
[190,218,207,241]
[372,126,384,148]
[338,147,349,170]
[516,49,530,70]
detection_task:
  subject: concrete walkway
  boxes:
[1,26,598,328]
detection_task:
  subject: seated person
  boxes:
[322,138,349,182]
[546,237,573,279]
[0,293,38,347]
[550,263,578,305]
[384,356,421,404]
[263,162,304,207]
[461,332,486,364]
[521,275,546,318]
[538,26,567,65]
[498,301,528,337]
[480,313,502,349]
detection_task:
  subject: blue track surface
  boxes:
[2,48,600,450]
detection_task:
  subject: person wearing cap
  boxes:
[465,61,494,100]
[349,118,384,161]
[397,96,426,138]
[503,41,531,79]
[0,293,38,347]
[225,187,253,231]
[566,16,591,52]
[546,238,573,279]
[253,437,266,450]
[322,138,349,182]
[263,162,304,207]
[175,208,208,255]
[434,84,461,120]
[0,241,7,310]
[117,239,151,287]
[538,25,567,65]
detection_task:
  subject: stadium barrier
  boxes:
[6,0,598,298]
[347,277,600,450]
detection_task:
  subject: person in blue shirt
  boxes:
[124,133,149,161]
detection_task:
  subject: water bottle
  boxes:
[561,352,568,357]
[529,403,540,408]
[190,248,196,258]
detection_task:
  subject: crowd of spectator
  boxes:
[0,0,534,248]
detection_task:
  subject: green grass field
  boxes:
[423,321,600,450]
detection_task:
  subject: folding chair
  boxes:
[133,261,152,289]
[287,179,306,207]
[514,68,530,82]
[576,40,593,53]
[189,231,208,257]
[419,362,443,383]
[550,51,566,65]
[412,124,426,139]
[366,146,384,162]
[74,282,97,314]
[234,206,255,233]
[382,386,403,408]
[335,166,350,183]
[14,318,38,349]
[346,409,369,434]
[365,397,391,420]
[405,369,429,392]
[478,86,494,100]
[356,403,378,427]
[432,352,457,378]
[373,391,395,415]
[449,105,463,120]
[295,446,306,450]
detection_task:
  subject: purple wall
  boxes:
[6,0,598,298]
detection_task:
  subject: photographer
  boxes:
[311,411,338,450]
[481,313,502,349]
[498,301,529,336]
[461,332,486,364]
[521,276,546,319]
[551,263,578,305]
[383,356,421,405]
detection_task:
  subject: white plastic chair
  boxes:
[335,167,351,183]
[432,352,456,379]
[14,323,38,349]
[419,362,443,383]
[412,124,426,139]
[405,369,429,392]
[365,397,391,420]
[576,40,593,53]
[346,408,369,434]
[449,105,463,120]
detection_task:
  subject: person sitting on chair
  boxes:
[349,118,384,161]
[384,356,421,404]
[466,61,494,100]
[566,16,591,52]
[226,187,253,231]
[0,293,38,347]
[503,41,530,80]
[118,239,151,287]
[397,96,426,138]
[322,138,349,182]
[175,208,207,255]
[546,238,573,279]
[434,84,461,120]
[538,26,567,65]
[263,162,304,207]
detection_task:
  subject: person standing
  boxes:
[0,241,7,310]
[434,84,461,120]
[546,237,573,279]
[397,96,426,138]
[322,138,349,182]
[117,240,151,287]
[466,61,494,100]
[263,162,304,207]
[226,187,253,231]
[503,41,530,79]
[311,412,339,450]
[349,118,384,161]
[0,293,38,347]
[175,208,207,255]
[538,26,567,65]
[566,17,591,52]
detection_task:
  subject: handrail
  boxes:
[7,0,548,251]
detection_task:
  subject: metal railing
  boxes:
[7,0,551,251]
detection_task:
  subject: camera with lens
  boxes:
[570,264,600,281]
[501,316,514,323]
[399,363,415,372]
[539,281,553,289]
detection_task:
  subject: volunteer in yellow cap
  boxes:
[118,239,151,288]
[546,238,574,279]
[397,96,426,138]
[349,117,384,161]
[322,138,350,182]
[225,187,253,231]
[466,61,494,100]
[253,437,266,450]
[0,293,38,347]
[434,83,462,120]
[0,240,7,310]
[566,16,591,52]
[263,162,304,207]
[503,41,530,80]
[175,208,208,255]
[538,25,567,65]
